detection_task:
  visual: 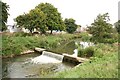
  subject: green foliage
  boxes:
[0,1,9,31]
[79,32,91,41]
[64,18,77,33]
[15,3,65,34]
[15,9,47,33]
[36,3,65,34]
[93,43,118,58]
[78,46,95,57]
[2,33,79,57]
[53,44,118,78]
[87,13,113,43]
[12,32,32,37]
[114,20,120,34]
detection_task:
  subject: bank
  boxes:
[1,32,118,78]
[2,32,83,58]
[52,43,118,78]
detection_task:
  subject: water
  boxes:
[79,41,94,49]
[50,40,76,55]
[50,40,94,55]
[2,53,75,78]
[31,51,64,64]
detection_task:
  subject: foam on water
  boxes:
[31,51,64,64]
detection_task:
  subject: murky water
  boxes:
[50,40,94,55]
[50,40,76,55]
[2,53,75,78]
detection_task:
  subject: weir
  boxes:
[31,51,64,64]
[34,48,88,64]
[42,51,64,61]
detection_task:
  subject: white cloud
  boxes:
[3,0,119,26]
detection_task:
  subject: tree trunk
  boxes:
[50,29,53,34]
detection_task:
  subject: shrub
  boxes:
[78,46,95,57]
[13,32,32,37]
[84,47,94,57]
[78,48,85,57]
[80,32,91,41]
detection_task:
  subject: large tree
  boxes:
[35,3,65,34]
[29,9,47,33]
[0,1,9,31]
[114,20,120,34]
[87,13,113,43]
[15,9,47,33]
[64,18,77,33]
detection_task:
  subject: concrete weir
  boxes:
[34,47,88,64]
[62,53,88,64]
[31,51,64,64]
[34,47,46,54]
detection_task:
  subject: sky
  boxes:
[3,0,119,27]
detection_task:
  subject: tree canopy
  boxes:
[87,13,113,43]
[15,9,47,33]
[15,3,65,34]
[114,20,120,34]
[64,18,77,33]
[0,1,9,31]
[35,3,65,34]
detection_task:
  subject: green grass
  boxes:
[2,33,80,57]
[52,43,118,78]
[2,32,118,78]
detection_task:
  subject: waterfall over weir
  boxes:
[31,51,64,64]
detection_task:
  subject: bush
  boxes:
[13,32,32,37]
[84,47,94,57]
[78,48,84,57]
[80,32,91,41]
[78,46,94,57]
[102,39,116,44]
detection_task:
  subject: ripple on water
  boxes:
[2,53,75,78]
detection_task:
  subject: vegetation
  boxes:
[0,1,9,31]
[2,33,80,57]
[114,20,120,34]
[64,18,77,33]
[53,43,118,78]
[15,9,47,33]
[87,13,115,43]
[2,1,118,77]
[15,3,65,34]
[78,46,95,57]
[36,3,65,34]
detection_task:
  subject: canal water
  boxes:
[2,40,93,78]
[2,53,76,78]
[49,40,76,55]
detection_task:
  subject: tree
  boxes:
[35,3,65,34]
[114,20,120,34]
[87,13,113,43]
[29,9,47,34]
[15,9,47,33]
[64,18,77,33]
[0,1,9,31]
[15,3,65,34]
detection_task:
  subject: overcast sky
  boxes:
[3,0,119,27]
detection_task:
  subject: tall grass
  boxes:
[53,43,118,78]
[2,33,81,57]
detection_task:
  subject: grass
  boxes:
[2,33,81,57]
[2,32,118,78]
[52,43,118,78]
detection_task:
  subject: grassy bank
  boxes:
[2,32,83,57]
[52,43,118,78]
[2,32,118,78]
